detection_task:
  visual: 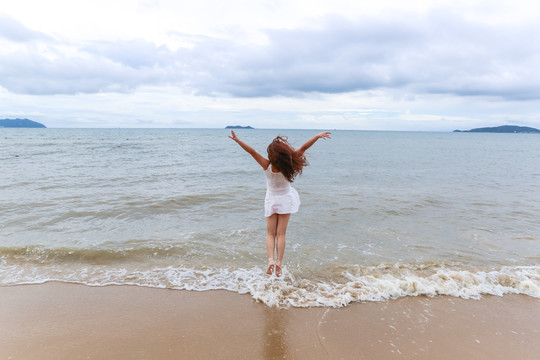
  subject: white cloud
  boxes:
[1,1,540,130]
[3,11,540,100]
[0,14,52,42]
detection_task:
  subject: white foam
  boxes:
[1,264,538,308]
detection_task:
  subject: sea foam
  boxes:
[1,263,538,308]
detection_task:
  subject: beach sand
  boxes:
[1,283,538,359]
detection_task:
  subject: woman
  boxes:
[228,130,331,277]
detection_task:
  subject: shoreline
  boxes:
[1,282,539,359]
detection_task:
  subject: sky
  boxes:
[1,0,540,130]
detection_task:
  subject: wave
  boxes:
[0,245,187,263]
[1,250,538,308]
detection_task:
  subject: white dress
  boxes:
[264,164,300,217]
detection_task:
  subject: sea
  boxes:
[1,128,539,307]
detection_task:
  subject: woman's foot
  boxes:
[266,264,274,275]
[275,264,282,277]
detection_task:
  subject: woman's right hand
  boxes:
[228,130,239,142]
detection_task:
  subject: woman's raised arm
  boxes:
[228,131,270,169]
[296,132,331,156]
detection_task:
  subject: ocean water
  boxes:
[1,128,539,307]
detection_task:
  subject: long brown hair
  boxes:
[267,136,308,182]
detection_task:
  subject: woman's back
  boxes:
[264,164,291,196]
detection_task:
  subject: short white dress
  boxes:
[264,164,301,217]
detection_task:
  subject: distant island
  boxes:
[0,118,47,128]
[225,125,254,129]
[453,125,540,133]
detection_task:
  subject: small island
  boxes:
[0,118,47,128]
[453,125,540,133]
[225,125,254,129]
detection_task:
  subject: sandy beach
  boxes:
[0,283,538,359]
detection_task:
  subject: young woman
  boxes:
[228,130,331,277]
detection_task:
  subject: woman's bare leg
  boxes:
[275,214,291,269]
[266,213,291,276]
[266,214,278,265]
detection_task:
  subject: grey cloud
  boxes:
[1,10,540,100]
[0,46,170,95]
[198,16,420,96]
[0,36,185,94]
[202,11,540,100]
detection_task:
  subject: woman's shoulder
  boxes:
[266,163,284,174]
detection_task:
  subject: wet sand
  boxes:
[1,282,538,359]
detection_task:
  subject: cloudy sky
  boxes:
[1,0,540,130]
